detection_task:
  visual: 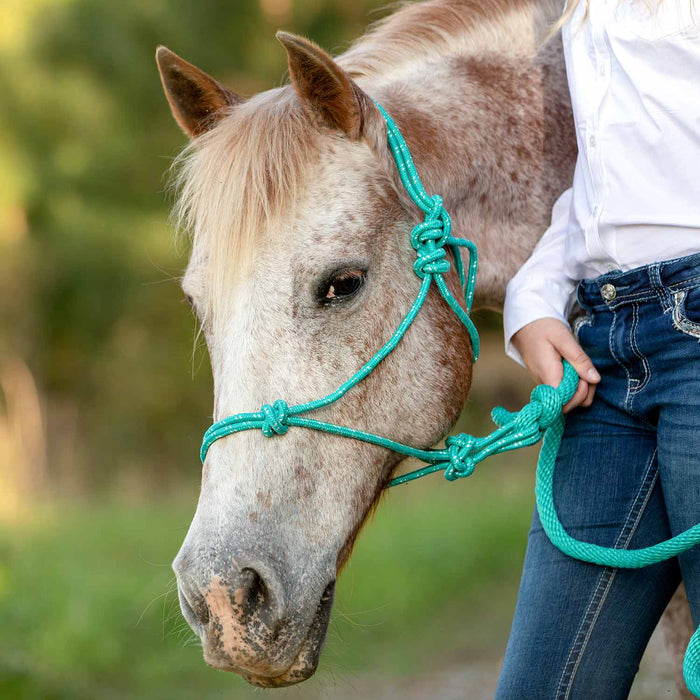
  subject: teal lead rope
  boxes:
[534,375,700,696]
[200,102,700,696]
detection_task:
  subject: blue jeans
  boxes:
[497,252,700,699]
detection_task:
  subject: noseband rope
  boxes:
[199,102,700,696]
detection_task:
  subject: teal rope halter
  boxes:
[200,102,700,696]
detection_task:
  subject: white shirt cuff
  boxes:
[503,283,573,367]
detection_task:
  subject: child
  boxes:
[497,0,700,697]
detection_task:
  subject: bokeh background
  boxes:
[0,1,679,698]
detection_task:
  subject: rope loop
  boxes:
[530,384,564,430]
[411,195,452,278]
[261,400,290,437]
[413,248,450,278]
[444,434,477,481]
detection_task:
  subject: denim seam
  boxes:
[667,273,700,289]
[581,296,656,314]
[580,290,657,310]
[607,306,654,428]
[649,264,671,313]
[556,448,659,699]
[557,569,617,700]
[606,307,635,414]
[628,302,651,394]
[606,292,658,308]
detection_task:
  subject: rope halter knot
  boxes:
[443,434,477,481]
[529,384,564,431]
[411,195,452,278]
[261,399,290,437]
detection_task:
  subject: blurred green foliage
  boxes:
[0,455,671,699]
[0,0,393,494]
[0,458,535,698]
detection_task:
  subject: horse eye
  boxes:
[184,294,194,308]
[322,269,365,304]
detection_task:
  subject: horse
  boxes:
[156,0,691,692]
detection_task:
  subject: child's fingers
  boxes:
[534,342,566,388]
[582,383,596,407]
[550,326,601,383]
[514,320,600,413]
[563,378,590,413]
[563,379,597,413]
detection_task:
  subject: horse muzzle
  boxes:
[174,545,335,686]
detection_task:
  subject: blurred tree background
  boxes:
[0,1,675,698]
[0,0,398,503]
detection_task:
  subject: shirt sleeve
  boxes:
[503,187,576,366]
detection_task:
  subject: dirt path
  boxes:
[314,625,679,699]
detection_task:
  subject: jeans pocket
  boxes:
[572,311,594,342]
[671,288,700,340]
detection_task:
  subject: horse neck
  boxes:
[348,2,575,310]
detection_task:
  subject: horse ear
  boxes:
[276,31,378,141]
[156,46,243,138]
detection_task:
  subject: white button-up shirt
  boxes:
[504,0,700,365]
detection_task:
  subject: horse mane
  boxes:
[172,87,319,319]
[341,0,535,79]
[172,0,546,320]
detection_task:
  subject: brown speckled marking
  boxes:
[255,490,272,509]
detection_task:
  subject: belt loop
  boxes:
[575,280,587,309]
[648,262,670,312]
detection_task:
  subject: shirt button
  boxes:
[601,283,617,301]
[592,204,601,216]
[589,134,597,148]
[599,64,607,77]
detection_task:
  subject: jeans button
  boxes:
[601,283,617,301]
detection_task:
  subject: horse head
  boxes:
[157,35,473,687]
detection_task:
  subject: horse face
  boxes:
[159,39,472,687]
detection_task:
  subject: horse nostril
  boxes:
[179,584,210,627]
[175,558,287,637]
[240,567,269,619]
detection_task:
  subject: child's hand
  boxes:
[512,318,601,413]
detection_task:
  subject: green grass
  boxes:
[0,451,538,699]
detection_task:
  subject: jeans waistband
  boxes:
[578,251,700,310]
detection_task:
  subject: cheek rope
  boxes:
[198,102,700,697]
